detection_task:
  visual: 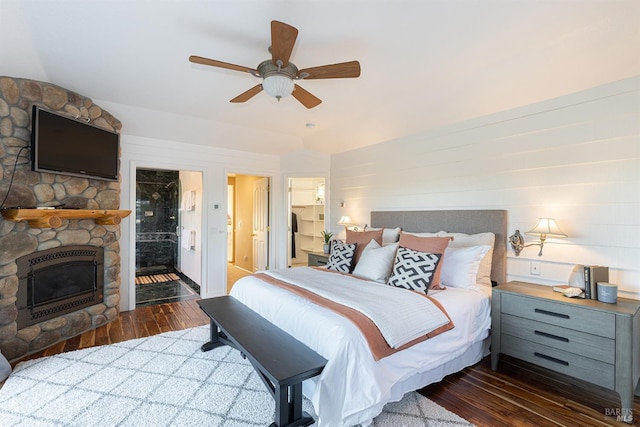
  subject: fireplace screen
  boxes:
[16,246,104,329]
[30,261,97,306]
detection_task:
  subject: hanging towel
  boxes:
[181,228,196,250]
[189,229,196,249]
[182,190,195,211]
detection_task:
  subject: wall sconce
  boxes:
[509,218,567,256]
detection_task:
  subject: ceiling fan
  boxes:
[189,20,361,109]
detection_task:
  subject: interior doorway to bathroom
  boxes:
[134,168,202,306]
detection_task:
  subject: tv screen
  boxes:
[31,106,120,181]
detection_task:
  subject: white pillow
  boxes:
[438,231,495,287]
[352,240,398,283]
[364,227,402,244]
[440,245,491,288]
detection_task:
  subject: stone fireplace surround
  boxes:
[0,76,123,361]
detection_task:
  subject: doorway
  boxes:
[226,173,269,292]
[134,168,202,306]
[289,177,326,267]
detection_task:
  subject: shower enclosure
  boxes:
[135,169,179,274]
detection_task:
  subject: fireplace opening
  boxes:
[16,246,104,329]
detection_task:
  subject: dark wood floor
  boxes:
[13,299,639,426]
[421,354,638,427]
[14,299,210,363]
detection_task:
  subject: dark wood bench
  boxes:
[197,296,327,427]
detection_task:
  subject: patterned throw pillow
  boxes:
[387,246,442,294]
[326,240,357,273]
[397,233,451,290]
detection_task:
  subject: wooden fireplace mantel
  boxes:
[1,208,131,228]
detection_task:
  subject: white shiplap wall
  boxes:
[330,76,640,299]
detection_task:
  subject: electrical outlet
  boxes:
[530,261,541,275]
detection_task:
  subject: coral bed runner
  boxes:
[135,273,181,285]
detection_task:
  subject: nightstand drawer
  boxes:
[502,314,615,364]
[502,293,615,338]
[308,253,329,267]
[501,336,614,389]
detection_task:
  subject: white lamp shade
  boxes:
[337,215,352,226]
[525,218,567,238]
[262,75,294,99]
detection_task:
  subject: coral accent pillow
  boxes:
[346,229,383,265]
[397,233,452,289]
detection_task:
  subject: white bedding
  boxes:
[265,268,451,349]
[230,267,491,427]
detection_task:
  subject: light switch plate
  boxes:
[530,261,541,275]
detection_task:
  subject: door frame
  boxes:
[225,171,274,277]
[126,160,207,311]
[284,173,329,268]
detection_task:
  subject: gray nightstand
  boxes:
[491,281,640,423]
[307,252,329,267]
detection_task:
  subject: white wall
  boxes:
[119,135,281,311]
[178,170,203,285]
[330,76,640,299]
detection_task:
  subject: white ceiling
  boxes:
[2,0,639,156]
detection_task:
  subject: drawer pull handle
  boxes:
[534,330,569,342]
[534,352,569,366]
[534,308,569,319]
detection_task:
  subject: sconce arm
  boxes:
[509,230,546,256]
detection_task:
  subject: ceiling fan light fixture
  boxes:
[262,74,294,100]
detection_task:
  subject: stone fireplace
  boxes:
[0,76,123,361]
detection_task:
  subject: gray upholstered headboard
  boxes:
[371,210,507,285]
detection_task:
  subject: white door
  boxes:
[252,177,269,271]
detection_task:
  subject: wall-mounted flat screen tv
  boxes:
[31,106,119,181]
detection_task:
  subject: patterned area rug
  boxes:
[0,326,474,426]
[135,272,181,285]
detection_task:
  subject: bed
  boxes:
[230,209,507,426]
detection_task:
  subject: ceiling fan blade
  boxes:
[292,84,322,109]
[270,20,298,67]
[298,61,361,79]
[230,85,263,103]
[189,55,257,74]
